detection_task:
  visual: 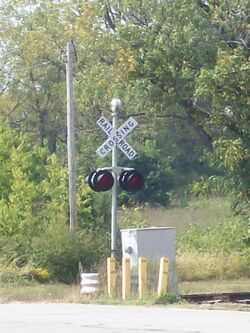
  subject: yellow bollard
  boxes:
[122,257,131,300]
[157,257,169,297]
[107,257,116,295]
[138,257,148,299]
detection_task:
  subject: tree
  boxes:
[0,122,67,262]
[195,0,250,213]
[1,0,249,211]
[74,0,221,203]
[0,0,73,152]
[0,121,109,279]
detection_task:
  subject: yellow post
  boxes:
[122,257,131,300]
[157,257,169,297]
[138,257,148,299]
[107,257,116,295]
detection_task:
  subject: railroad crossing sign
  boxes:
[96,116,138,160]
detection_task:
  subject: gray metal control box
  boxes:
[120,227,178,294]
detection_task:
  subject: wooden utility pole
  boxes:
[66,41,77,232]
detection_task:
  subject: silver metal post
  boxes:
[110,99,122,257]
[66,42,77,233]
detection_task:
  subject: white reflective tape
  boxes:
[80,273,99,294]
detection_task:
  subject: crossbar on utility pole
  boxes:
[66,41,77,233]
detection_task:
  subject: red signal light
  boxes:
[119,170,144,192]
[88,170,114,192]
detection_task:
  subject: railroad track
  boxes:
[182,292,250,304]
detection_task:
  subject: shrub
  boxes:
[0,264,38,284]
[30,220,109,283]
[177,217,248,254]
[0,124,111,283]
[29,267,50,283]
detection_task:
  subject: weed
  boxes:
[156,294,184,304]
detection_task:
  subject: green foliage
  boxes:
[119,140,174,205]
[1,0,249,211]
[0,125,68,264]
[0,0,249,283]
[191,176,229,198]
[177,252,250,281]
[0,123,110,282]
[0,264,28,284]
[77,181,111,231]
[178,218,248,254]
[176,196,250,280]
[119,201,148,229]
[0,125,18,199]
[0,0,218,206]
[196,36,250,212]
[29,267,50,283]
[156,295,183,305]
[31,219,109,283]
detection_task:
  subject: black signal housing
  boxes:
[87,170,114,192]
[119,170,144,192]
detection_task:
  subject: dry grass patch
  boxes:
[142,197,231,234]
[177,252,250,281]
[179,278,250,295]
[0,283,82,303]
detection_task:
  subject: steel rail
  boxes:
[182,292,250,304]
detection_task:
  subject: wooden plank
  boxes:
[122,257,131,300]
[107,257,116,295]
[139,257,148,299]
[157,257,169,297]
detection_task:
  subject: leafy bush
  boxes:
[30,220,109,284]
[0,264,37,284]
[177,217,248,254]
[0,222,109,284]
[77,182,111,232]
[29,267,50,283]
[0,124,111,283]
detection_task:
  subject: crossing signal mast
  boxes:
[87,99,144,257]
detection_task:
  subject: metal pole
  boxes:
[110,99,122,257]
[66,42,77,233]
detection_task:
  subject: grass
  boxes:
[0,196,249,306]
[0,282,81,303]
[0,279,250,304]
[142,197,232,234]
[119,196,250,281]
[177,252,249,281]
[179,278,250,294]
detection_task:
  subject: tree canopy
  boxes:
[0,0,250,210]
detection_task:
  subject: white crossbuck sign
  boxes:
[96,116,138,160]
